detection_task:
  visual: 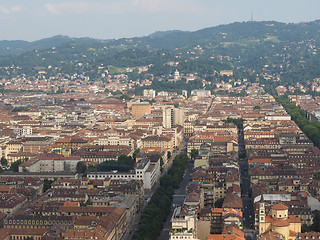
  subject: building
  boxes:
[12,126,32,137]
[18,156,82,173]
[131,103,151,119]
[143,89,156,99]
[174,69,180,81]
[170,206,198,240]
[220,70,234,76]
[258,201,301,240]
[163,107,184,128]
[87,159,160,191]
[191,90,211,97]
[141,135,174,152]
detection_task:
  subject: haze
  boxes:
[1,0,320,41]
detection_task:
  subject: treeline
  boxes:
[222,117,244,129]
[133,79,204,95]
[133,154,189,240]
[79,155,135,174]
[276,95,320,148]
[302,210,320,232]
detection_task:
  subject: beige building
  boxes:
[258,201,301,240]
[141,136,174,152]
[131,103,151,119]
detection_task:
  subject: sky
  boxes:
[0,0,320,41]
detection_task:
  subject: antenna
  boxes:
[251,10,253,21]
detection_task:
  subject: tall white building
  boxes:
[12,126,32,137]
[191,89,211,97]
[143,89,156,99]
[163,107,184,128]
[174,69,180,80]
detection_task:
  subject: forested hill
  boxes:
[0,35,107,56]
[2,20,320,85]
[2,20,320,55]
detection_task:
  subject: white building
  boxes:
[170,206,199,240]
[163,107,185,128]
[143,89,156,99]
[87,159,160,191]
[93,136,135,148]
[19,156,82,173]
[12,126,32,137]
[265,115,291,121]
[191,89,211,97]
[174,69,180,80]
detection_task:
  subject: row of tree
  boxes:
[276,95,320,149]
[133,154,189,240]
[77,155,136,175]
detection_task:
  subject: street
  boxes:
[157,144,191,240]
[238,128,256,236]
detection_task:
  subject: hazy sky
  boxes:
[1,0,320,41]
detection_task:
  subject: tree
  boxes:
[314,171,320,180]
[1,157,7,166]
[311,210,320,231]
[43,179,54,193]
[254,105,261,110]
[133,149,140,160]
[302,224,312,233]
[79,98,85,101]
[215,198,224,208]
[190,149,199,160]
[76,161,87,173]
[97,155,135,172]
[223,117,244,129]
[133,153,188,240]
[160,157,164,168]
[167,151,172,159]
[117,155,134,166]
[119,94,132,100]
[10,159,22,172]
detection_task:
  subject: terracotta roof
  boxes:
[288,215,301,223]
[222,192,243,209]
[258,230,284,240]
[272,219,290,227]
[271,203,288,210]
[289,230,297,237]
[298,232,320,240]
[63,202,79,207]
[212,208,223,213]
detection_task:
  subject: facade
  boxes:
[141,135,174,152]
[143,89,156,99]
[131,103,151,119]
[191,89,211,97]
[163,107,184,128]
[12,126,32,137]
[18,156,82,173]
[170,206,198,240]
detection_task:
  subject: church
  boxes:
[258,197,301,240]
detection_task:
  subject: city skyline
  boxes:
[1,0,320,41]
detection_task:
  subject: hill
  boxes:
[1,20,320,85]
[0,35,106,56]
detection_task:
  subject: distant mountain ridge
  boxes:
[0,35,106,56]
[2,20,320,85]
[2,20,320,56]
